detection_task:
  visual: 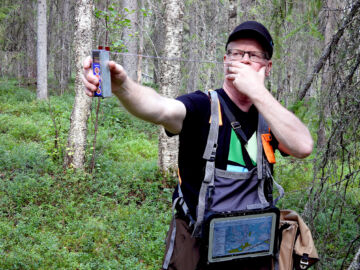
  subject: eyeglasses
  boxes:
[226,49,269,63]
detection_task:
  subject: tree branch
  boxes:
[297,0,360,101]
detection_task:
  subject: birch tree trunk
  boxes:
[204,0,220,91]
[151,0,165,85]
[347,246,360,270]
[317,0,337,149]
[59,0,71,93]
[64,0,93,169]
[37,0,47,100]
[185,1,199,93]
[122,0,138,81]
[25,1,37,82]
[158,0,184,174]
[228,0,237,33]
[137,0,144,83]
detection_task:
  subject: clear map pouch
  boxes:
[203,207,280,266]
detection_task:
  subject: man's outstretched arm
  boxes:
[82,57,186,134]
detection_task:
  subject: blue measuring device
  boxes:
[92,46,112,98]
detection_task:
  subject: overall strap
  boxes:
[192,90,219,237]
[202,90,220,161]
[217,94,254,170]
[257,114,268,180]
[257,114,285,205]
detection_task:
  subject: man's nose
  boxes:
[240,52,251,64]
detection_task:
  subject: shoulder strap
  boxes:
[192,90,219,237]
[202,90,220,161]
[257,114,268,180]
[257,114,285,205]
[217,94,255,170]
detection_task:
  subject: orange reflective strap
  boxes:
[261,133,276,164]
[178,168,182,185]
[209,99,223,126]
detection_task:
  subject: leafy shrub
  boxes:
[0,136,54,173]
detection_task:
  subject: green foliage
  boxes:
[0,76,358,269]
[309,187,360,269]
[94,3,151,52]
[0,80,171,269]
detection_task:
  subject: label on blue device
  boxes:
[92,51,102,96]
[92,50,112,98]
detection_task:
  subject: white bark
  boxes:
[185,1,199,93]
[122,0,138,81]
[137,0,144,83]
[317,0,338,148]
[37,0,47,100]
[228,0,237,34]
[60,0,70,92]
[158,0,184,174]
[204,1,219,91]
[347,246,360,270]
[64,0,93,169]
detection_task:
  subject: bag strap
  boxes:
[192,90,219,237]
[162,194,182,269]
[217,94,255,170]
[162,184,195,269]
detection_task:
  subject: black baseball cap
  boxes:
[226,21,274,59]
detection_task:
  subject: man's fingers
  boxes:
[225,74,236,80]
[84,88,94,97]
[227,66,240,74]
[108,60,117,71]
[258,66,266,80]
[83,56,92,70]
[108,61,125,75]
[82,55,99,85]
[85,72,99,86]
[81,74,98,92]
[259,66,266,76]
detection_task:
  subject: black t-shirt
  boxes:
[168,89,279,218]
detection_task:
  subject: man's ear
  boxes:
[265,60,272,77]
[265,66,270,76]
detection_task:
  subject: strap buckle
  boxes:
[209,144,217,161]
[300,254,309,269]
[231,121,241,130]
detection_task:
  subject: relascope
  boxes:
[92,46,112,98]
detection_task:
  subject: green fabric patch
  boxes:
[228,129,257,166]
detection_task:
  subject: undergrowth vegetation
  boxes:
[0,79,172,269]
[0,79,358,269]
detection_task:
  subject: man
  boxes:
[83,21,313,269]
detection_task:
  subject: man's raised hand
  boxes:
[82,56,128,97]
[225,62,266,99]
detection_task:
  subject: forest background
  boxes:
[0,0,359,269]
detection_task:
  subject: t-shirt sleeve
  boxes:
[165,90,210,137]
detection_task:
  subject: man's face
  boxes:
[224,38,272,76]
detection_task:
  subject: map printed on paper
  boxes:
[211,216,273,258]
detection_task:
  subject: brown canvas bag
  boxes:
[278,210,319,270]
